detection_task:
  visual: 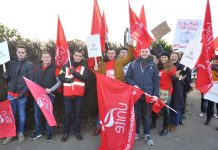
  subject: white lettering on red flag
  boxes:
[96,73,143,150]
[24,77,57,126]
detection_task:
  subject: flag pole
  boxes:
[94,57,98,67]
[68,50,72,68]
[165,104,177,113]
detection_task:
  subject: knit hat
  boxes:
[160,51,170,59]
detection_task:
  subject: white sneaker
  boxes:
[144,134,154,146]
[213,114,218,119]
[135,133,140,140]
[18,132,25,142]
[198,113,204,117]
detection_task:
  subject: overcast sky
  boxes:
[0,0,217,45]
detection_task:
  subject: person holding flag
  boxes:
[2,45,34,145]
[126,47,159,146]
[29,51,61,142]
[92,40,134,136]
[58,49,88,142]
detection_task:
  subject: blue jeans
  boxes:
[8,94,27,134]
[169,109,181,126]
[134,98,152,135]
[63,96,83,134]
[34,95,55,135]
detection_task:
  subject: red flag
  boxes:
[24,77,57,126]
[91,0,101,35]
[134,5,149,58]
[195,0,213,94]
[88,0,102,70]
[0,100,16,138]
[100,11,108,54]
[201,0,214,60]
[144,94,166,113]
[152,99,166,113]
[129,3,153,49]
[96,73,143,150]
[139,5,147,29]
[55,16,70,68]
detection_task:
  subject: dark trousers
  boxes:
[63,96,83,134]
[206,100,218,121]
[170,109,181,126]
[134,98,152,135]
[162,106,169,129]
[34,95,55,136]
[200,93,208,113]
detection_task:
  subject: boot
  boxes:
[61,133,69,142]
[168,124,173,130]
[160,129,168,136]
[169,125,176,132]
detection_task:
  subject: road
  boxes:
[0,90,218,150]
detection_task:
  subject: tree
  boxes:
[0,23,22,42]
[151,38,173,54]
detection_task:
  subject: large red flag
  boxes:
[0,100,16,138]
[24,77,57,126]
[195,0,213,94]
[129,3,153,50]
[96,73,143,150]
[55,16,70,68]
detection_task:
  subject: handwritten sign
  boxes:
[173,19,202,51]
[86,34,102,58]
[151,21,171,39]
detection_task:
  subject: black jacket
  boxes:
[58,61,88,83]
[6,58,34,95]
[35,64,57,88]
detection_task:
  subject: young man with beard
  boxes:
[92,41,134,136]
[126,47,159,146]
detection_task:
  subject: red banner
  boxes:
[0,100,16,138]
[55,16,70,68]
[96,73,143,150]
[24,77,57,126]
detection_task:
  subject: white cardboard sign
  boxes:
[86,34,102,58]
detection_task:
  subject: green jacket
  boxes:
[97,46,134,81]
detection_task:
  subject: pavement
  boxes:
[0,90,218,150]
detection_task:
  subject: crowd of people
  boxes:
[1,41,218,147]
